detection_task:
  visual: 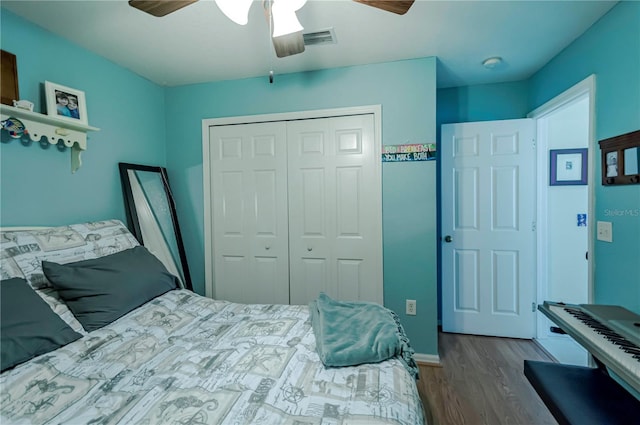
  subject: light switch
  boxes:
[597,221,613,242]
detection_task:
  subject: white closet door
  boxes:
[209,122,290,304]
[287,114,382,305]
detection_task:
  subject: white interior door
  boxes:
[287,114,383,305]
[441,119,536,338]
[209,122,290,304]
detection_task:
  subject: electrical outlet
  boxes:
[406,299,417,316]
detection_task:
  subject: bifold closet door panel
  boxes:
[286,114,383,305]
[209,122,290,304]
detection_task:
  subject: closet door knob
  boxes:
[307,247,312,252]
[265,245,271,250]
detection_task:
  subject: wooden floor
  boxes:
[416,331,558,425]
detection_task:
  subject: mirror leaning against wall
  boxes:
[118,162,193,291]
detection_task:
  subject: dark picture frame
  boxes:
[1,50,19,106]
[550,148,588,186]
[598,129,640,185]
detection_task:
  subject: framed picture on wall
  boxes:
[598,130,640,185]
[550,148,588,186]
[44,81,88,125]
[605,151,619,178]
[1,50,19,106]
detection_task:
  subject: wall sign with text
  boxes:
[382,144,436,162]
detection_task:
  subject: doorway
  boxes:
[529,75,595,365]
[440,75,595,345]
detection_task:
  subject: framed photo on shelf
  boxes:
[44,81,88,125]
[550,148,588,186]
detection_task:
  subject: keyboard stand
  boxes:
[524,360,640,425]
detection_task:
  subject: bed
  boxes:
[0,220,426,425]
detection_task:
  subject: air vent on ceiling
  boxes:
[303,28,337,46]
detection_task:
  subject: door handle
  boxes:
[444,235,453,243]
[307,247,313,252]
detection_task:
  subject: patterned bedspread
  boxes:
[1,290,426,425]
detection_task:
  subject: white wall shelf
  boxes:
[0,104,100,173]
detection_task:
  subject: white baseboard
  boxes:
[413,353,441,366]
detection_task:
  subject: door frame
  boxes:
[528,75,596,339]
[202,105,383,298]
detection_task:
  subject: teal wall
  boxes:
[436,80,530,141]
[0,11,166,226]
[164,58,439,355]
[436,2,640,315]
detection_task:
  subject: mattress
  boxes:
[1,289,426,425]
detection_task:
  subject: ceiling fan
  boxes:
[128,0,415,58]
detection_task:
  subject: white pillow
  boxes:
[36,287,88,335]
[0,219,139,289]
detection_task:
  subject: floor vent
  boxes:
[303,28,336,46]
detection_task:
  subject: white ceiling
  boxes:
[2,0,617,88]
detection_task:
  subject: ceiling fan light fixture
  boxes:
[271,0,307,37]
[215,0,253,25]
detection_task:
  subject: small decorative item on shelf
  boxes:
[12,99,34,112]
[1,116,27,138]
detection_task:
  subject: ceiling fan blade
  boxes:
[272,32,305,58]
[128,0,198,17]
[352,0,414,15]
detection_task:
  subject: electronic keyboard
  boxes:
[524,301,640,425]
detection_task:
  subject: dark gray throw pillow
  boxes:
[42,246,179,332]
[1,277,82,372]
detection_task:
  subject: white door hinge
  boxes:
[532,302,537,312]
[532,221,537,232]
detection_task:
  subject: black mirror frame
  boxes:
[118,162,193,291]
